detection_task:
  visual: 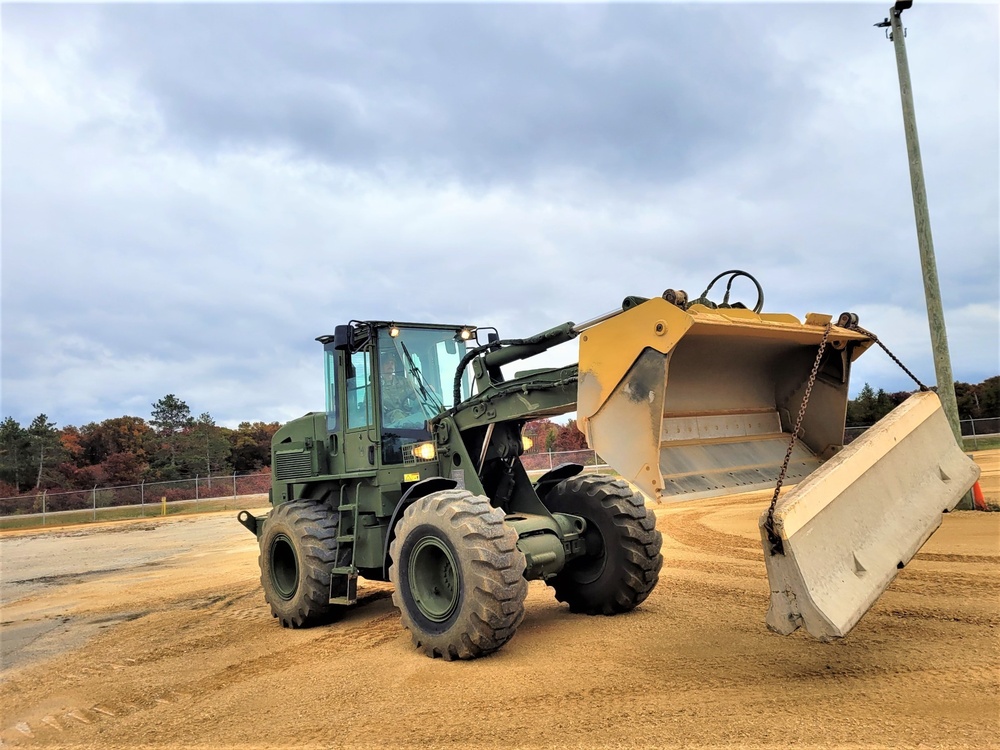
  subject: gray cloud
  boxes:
[74,4,816,184]
[2,3,997,430]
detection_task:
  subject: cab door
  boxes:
[343,348,379,472]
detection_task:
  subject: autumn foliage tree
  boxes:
[955,376,1000,420]
[0,395,279,495]
[552,419,588,452]
[522,418,588,454]
[2,375,996,498]
[230,421,281,472]
[521,419,557,454]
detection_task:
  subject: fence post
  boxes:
[141,480,145,517]
[233,472,237,502]
[548,452,553,471]
[196,475,200,503]
[42,490,47,526]
[969,418,978,450]
[93,484,98,522]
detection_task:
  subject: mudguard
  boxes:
[760,391,980,640]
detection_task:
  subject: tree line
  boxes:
[3,376,995,497]
[0,395,279,497]
[846,376,999,427]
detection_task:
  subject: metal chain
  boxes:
[763,318,929,554]
[763,323,832,555]
[845,322,929,392]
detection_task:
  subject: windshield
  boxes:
[377,326,472,463]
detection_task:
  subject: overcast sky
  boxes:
[2,2,998,430]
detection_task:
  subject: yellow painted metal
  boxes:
[760,391,980,640]
[577,298,692,423]
[578,299,872,503]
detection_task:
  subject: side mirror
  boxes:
[333,325,354,351]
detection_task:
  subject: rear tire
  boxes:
[389,489,527,660]
[543,474,662,614]
[259,499,346,628]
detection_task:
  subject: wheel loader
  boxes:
[238,271,980,659]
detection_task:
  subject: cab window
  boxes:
[346,350,373,430]
[324,347,339,433]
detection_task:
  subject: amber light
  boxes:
[413,442,436,461]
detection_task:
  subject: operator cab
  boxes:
[318,322,476,465]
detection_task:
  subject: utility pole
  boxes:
[875,1,972,508]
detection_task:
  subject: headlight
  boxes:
[412,442,436,461]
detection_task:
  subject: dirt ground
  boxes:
[1,452,998,750]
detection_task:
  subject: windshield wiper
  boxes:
[396,340,446,416]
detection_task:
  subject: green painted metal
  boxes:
[265,320,588,597]
[407,535,460,622]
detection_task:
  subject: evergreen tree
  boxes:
[846,383,878,426]
[27,414,62,490]
[979,376,1000,418]
[0,417,29,490]
[181,413,232,483]
[150,395,193,477]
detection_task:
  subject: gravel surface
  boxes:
[0,454,997,749]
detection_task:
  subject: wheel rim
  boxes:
[408,536,460,622]
[270,533,299,600]
[572,523,608,584]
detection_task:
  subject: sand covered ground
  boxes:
[1,451,997,749]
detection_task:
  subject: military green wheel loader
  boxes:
[239,272,979,659]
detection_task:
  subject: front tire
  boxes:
[543,475,662,615]
[389,489,527,660]
[259,499,346,628]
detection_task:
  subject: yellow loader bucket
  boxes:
[576,297,979,640]
[577,297,872,503]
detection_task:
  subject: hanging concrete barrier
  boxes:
[760,391,980,640]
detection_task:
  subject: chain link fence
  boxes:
[5,418,996,530]
[0,472,272,529]
[524,419,999,475]
[521,449,609,475]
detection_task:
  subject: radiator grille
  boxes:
[275,450,312,480]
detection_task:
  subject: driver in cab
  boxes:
[380,355,421,428]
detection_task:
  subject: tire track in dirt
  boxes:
[0,586,401,747]
[2,468,997,750]
[914,552,999,564]
[1,667,195,746]
[661,510,762,562]
[884,568,1000,598]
